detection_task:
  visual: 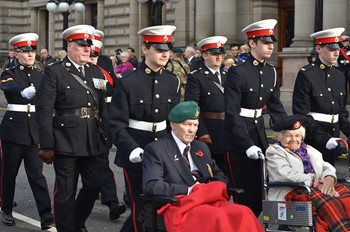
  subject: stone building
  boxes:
[0,0,349,101]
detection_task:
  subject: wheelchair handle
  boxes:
[337,138,349,153]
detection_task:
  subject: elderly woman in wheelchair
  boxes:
[266,114,350,232]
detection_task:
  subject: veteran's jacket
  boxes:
[142,133,227,197]
[221,55,287,153]
[109,61,180,170]
[35,57,109,156]
[293,58,350,145]
[185,65,226,154]
[0,63,42,145]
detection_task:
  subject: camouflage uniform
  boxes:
[167,60,190,101]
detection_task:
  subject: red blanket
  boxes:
[158,181,264,232]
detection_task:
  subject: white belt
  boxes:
[105,96,112,103]
[239,108,262,118]
[308,112,339,123]
[128,119,167,133]
[7,104,35,112]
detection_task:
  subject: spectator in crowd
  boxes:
[127,47,138,68]
[195,49,202,58]
[40,48,56,68]
[185,36,230,180]
[0,32,54,230]
[2,49,16,70]
[221,19,287,217]
[167,47,190,101]
[36,24,109,232]
[56,50,67,61]
[109,25,180,232]
[142,101,264,232]
[116,52,134,78]
[229,42,241,63]
[110,55,118,73]
[115,49,123,65]
[223,57,234,72]
[293,27,350,166]
[34,53,44,72]
[238,43,250,62]
[184,46,202,71]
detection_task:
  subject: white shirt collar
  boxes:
[67,56,85,71]
[171,131,190,155]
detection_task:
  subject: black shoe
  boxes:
[2,213,15,226]
[109,202,127,220]
[40,212,54,230]
[277,225,295,231]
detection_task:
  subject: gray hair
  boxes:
[277,125,306,141]
[120,51,129,59]
[185,46,196,55]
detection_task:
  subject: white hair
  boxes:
[277,125,306,141]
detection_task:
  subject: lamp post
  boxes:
[138,0,181,26]
[46,0,86,50]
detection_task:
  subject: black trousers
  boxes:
[101,150,119,205]
[120,168,144,232]
[226,151,263,217]
[0,140,51,216]
[53,154,104,232]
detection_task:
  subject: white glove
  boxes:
[246,145,264,160]
[326,138,340,150]
[129,147,143,163]
[21,86,36,99]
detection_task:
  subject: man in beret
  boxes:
[36,24,109,232]
[142,101,264,232]
[109,25,180,232]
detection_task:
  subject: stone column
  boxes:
[291,0,315,47]
[30,8,38,33]
[214,0,236,42]
[195,0,214,43]
[323,0,347,29]
[129,0,141,59]
[48,12,56,55]
[97,0,104,31]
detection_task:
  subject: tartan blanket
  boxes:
[157,181,264,232]
[285,183,350,232]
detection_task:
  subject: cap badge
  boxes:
[91,45,95,51]
[27,40,32,46]
[269,29,273,35]
[163,35,168,42]
[253,60,259,66]
[195,109,200,117]
[335,37,339,42]
[292,121,301,130]
[20,65,24,70]
[65,62,71,67]
[320,64,325,69]
[145,67,151,74]
[84,33,89,39]
[217,41,222,48]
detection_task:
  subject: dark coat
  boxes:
[109,61,180,170]
[0,64,42,145]
[220,56,287,153]
[185,65,226,154]
[293,58,350,144]
[35,57,109,156]
[142,133,227,197]
[97,55,118,98]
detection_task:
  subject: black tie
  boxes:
[182,146,201,179]
[79,67,85,77]
[215,71,221,84]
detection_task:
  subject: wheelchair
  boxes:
[262,139,350,232]
[140,187,244,232]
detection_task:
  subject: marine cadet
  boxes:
[109,25,180,232]
[293,27,350,166]
[36,25,109,232]
[0,33,54,229]
[185,36,229,177]
[220,19,287,216]
[90,31,127,221]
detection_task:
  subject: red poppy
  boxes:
[197,150,203,157]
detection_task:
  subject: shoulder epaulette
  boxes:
[300,63,315,72]
[48,60,62,67]
[119,69,135,79]
[189,67,202,75]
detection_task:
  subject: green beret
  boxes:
[172,47,183,54]
[168,101,200,123]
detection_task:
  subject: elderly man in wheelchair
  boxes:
[265,114,350,232]
[142,101,263,232]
